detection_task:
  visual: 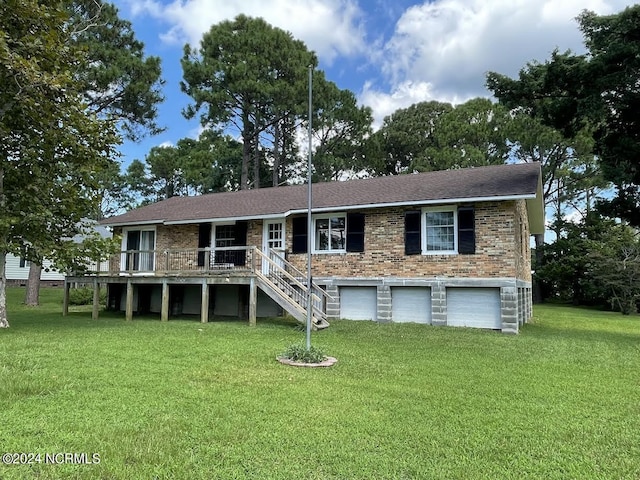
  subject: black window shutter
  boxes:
[458,207,475,254]
[233,221,248,246]
[197,223,211,266]
[291,217,307,254]
[232,221,248,266]
[346,213,365,252]
[405,211,422,255]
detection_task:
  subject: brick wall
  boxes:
[156,224,198,252]
[286,201,528,279]
[109,199,532,281]
[247,220,262,248]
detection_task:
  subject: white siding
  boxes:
[392,287,432,324]
[447,288,501,329]
[5,254,65,281]
[340,287,377,321]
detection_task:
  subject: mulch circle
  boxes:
[276,356,338,368]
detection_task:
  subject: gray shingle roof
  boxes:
[103,163,543,229]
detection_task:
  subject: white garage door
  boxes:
[340,287,377,321]
[447,288,501,329]
[392,287,432,324]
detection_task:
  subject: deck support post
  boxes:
[249,277,257,326]
[125,280,133,321]
[201,281,209,324]
[161,280,169,322]
[92,277,100,320]
[63,279,70,316]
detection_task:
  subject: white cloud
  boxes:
[359,80,467,129]
[127,0,367,64]
[361,0,634,129]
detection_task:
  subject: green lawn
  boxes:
[1,287,639,479]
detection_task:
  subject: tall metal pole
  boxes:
[306,65,313,350]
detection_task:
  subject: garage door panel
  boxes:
[447,288,501,329]
[392,287,431,324]
[340,287,377,321]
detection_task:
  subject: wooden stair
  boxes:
[253,248,330,329]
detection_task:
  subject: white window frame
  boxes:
[312,212,347,254]
[262,219,286,252]
[213,222,236,249]
[121,226,157,271]
[422,206,458,255]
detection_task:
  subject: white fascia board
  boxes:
[285,194,537,216]
[165,213,285,225]
[102,220,164,228]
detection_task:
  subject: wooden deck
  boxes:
[64,246,330,329]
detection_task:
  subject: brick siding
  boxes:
[286,201,529,280]
[112,199,531,282]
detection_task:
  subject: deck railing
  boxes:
[254,248,330,324]
[91,246,254,276]
[75,245,331,327]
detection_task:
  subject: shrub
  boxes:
[68,287,106,306]
[279,343,327,363]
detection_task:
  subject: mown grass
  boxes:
[1,287,639,479]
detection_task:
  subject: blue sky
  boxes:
[111,0,635,170]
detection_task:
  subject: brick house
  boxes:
[66,162,543,333]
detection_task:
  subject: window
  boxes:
[405,206,475,256]
[215,225,235,248]
[424,209,456,253]
[292,213,365,254]
[213,222,248,266]
[123,228,156,271]
[314,215,346,253]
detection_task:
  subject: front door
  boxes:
[262,220,285,274]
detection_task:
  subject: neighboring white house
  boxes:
[6,224,112,286]
[5,254,65,285]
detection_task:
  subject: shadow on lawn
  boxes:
[8,309,301,331]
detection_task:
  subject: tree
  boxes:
[370,101,453,175]
[538,213,640,313]
[588,225,640,314]
[1,0,118,327]
[22,0,164,305]
[418,98,511,170]
[486,5,640,226]
[179,131,243,194]
[124,131,244,205]
[67,0,164,141]
[370,98,510,174]
[306,72,374,182]
[181,15,316,190]
[92,160,134,221]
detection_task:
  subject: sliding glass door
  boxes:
[124,229,155,271]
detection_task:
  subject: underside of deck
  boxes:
[65,272,261,324]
